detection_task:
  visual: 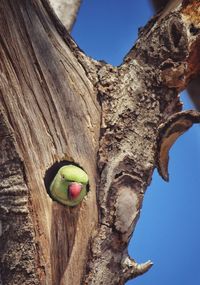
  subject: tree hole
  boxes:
[189,24,200,36]
[170,22,182,48]
[44,161,90,199]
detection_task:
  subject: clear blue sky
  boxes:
[72,1,200,284]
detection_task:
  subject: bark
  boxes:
[49,0,81,31]
[0,0,200,285]
[151,0,200,110]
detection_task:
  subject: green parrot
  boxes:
[50,165,89,207]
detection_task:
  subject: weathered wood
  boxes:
[157,110,200,181]
[0,0,100,284]
[151,0,200,111]
[0,0,200,284]
[49,0,81,31]
[83,1,200,283]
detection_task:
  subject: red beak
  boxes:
[68,183,82,199]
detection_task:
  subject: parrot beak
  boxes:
[68,182,82,199]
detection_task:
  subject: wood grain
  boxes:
[0,0,100,284]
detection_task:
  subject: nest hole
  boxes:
[44,160,90,198]
[189,24,200,36]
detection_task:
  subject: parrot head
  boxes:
[50,165,89,207]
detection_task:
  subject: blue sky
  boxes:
[72,1,200,284]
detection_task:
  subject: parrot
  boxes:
[50,165,89,207]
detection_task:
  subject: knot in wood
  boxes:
[162,15,188,61]
[113,175,142,234]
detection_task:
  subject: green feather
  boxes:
[50,165,88,207]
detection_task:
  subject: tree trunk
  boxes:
[0,0,200,284]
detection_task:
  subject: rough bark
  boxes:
[0,0,200,285]
[151,0,200,110]
[49,0,81,31]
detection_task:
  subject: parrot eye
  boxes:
[61,174,65,180]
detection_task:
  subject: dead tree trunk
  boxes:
[0,0,200,284]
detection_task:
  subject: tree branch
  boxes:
[151,0,200,110]
[122,257,153,283]
[84,1,200,283]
